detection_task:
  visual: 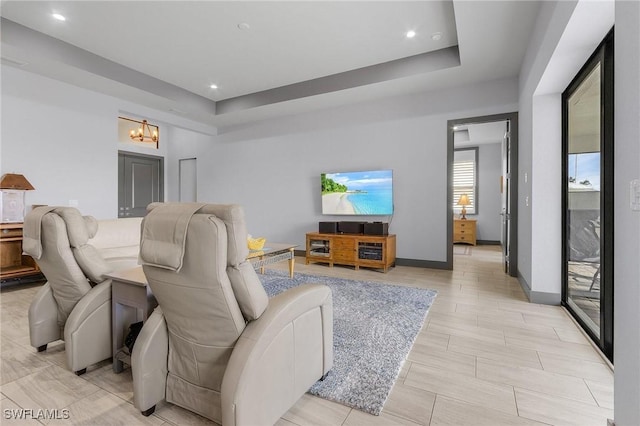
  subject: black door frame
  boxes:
[446,112,519,276]
[561,29,614,361]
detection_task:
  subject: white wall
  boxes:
[614,1,640,424]
[165,126,215,202]
[518,0,612,302]
[200,78,518,262]
[0,66,215,219]
[531,93,561,299]
[519,0,639,422]
[475,143,502,241]
[518,0,578,297]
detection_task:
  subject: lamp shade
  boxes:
[0,173,34,190]
[457,194,470,206]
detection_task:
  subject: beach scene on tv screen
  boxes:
[321,170,393,215]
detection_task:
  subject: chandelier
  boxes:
[129,120,158,143]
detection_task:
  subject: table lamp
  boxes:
[457,194,470,220]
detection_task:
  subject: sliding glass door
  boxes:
[562,30,613,361]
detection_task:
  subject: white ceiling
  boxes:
[454,121,508,148]
[0,1,541,128]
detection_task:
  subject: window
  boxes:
[453,148,477,215]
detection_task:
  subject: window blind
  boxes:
[453,159,476,214]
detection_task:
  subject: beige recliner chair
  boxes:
[132,203,333,426]
[23,206,115,375]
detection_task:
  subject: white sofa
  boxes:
[89,217,142,271]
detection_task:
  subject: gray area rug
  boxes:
[259,270,437,415]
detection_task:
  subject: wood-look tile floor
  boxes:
[0,246,613,425]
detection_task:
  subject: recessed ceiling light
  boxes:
[431,32,442,41]
[406,30,416,39]
[52,13,66,21]
[237,23,251,31]
[209,84,218,89]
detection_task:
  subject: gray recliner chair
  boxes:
[132,203,333,426]
[23,206,116,375]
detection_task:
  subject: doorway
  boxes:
[447,112,518,276]
[118,152,164,218]
[561,30,614,361]
[179,158,197,202]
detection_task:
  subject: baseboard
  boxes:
[517,272,561,305]
[529,291,561,305]
[476,240,501,245]
[0,273,46,290]
[395,258,449,270]
[517,271,531,294]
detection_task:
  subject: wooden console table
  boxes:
[1,222,40,281]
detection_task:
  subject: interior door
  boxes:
[179,158,197,202]
[118,152,164,218]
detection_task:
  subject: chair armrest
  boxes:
[28,282,62,348]
[221,284,333,426]
[64,280,112,372]
[132,307,168,413]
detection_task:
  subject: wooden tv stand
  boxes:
[305,232,396,273]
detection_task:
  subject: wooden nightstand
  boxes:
[453,219,477,246]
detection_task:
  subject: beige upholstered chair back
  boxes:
[134,203,333,425]
[140,203,268,398]
[23,207,112,326]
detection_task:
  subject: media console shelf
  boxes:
[305,232,396,273]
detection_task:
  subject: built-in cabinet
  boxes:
[305,232,396,272]
[0,222,40,281]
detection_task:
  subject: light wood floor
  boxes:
[0,246,613,425]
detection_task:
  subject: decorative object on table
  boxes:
[0,173,35,223]
[260,270,437,416]
[457,193,470,220]
[247,235,266,250]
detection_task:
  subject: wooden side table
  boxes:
[1,222,41,282]
[106,266,157,373]
[453,219,477,246]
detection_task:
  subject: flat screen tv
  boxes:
[321,170,393,215]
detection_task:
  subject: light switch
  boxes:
[631,180,640,211]
[524,172,528,183]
